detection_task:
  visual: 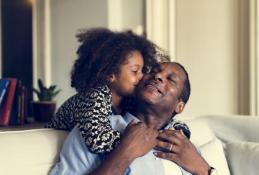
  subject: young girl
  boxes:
[45,28,159,153]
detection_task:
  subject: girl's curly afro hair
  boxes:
[71,28,168,93]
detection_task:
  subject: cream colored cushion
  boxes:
[181,117,216,146]
[225,141,259,175]
[0,129,67,175]
[202,115,259,143]
[200,138,230,175]
[181,117,231,175]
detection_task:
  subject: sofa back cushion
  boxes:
[225,141,259,175]
[202,115,259,143]
[0,129,67,175]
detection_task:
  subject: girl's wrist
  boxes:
[112,143,135,163]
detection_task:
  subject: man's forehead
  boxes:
[159,62,185,75]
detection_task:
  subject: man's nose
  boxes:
[154,72,163,82]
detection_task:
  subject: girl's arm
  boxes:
[77,85,121,153]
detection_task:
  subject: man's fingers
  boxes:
[153,151,178,162]
[156,140,172,152]
[163,129,185,139]
[156,140,180,153]
[158,131,182,145]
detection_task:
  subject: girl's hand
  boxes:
[119,120,158,160]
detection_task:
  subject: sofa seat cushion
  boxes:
[0,129,67,175]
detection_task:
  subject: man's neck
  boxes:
[133,103,170,130]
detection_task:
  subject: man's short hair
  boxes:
[174,62,191,104]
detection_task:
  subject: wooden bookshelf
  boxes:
[0,122,45,131]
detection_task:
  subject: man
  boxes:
[50,62,214,175]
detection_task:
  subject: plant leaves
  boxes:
[33,79,61,101]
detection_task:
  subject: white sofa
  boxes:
[0,115,259,175]
[183,115,259,175]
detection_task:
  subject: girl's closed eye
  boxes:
[131,66,143,75]
[132,69,139,74]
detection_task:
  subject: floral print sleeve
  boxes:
[76,86,121,153]
[170,119,191,139]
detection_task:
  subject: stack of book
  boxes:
[0,78,28,126]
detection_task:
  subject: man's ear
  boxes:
[175,101,185,114]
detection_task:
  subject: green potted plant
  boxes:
[32,79,61,122]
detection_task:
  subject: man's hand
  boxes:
[89,121,158,175]
[120,120,159,160]
[155,129,210,175]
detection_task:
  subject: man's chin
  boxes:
[139,92,160,105]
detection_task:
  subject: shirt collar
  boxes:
[124,112,140,124]
[123,112,172,130]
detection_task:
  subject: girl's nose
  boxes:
[138,71,144,81]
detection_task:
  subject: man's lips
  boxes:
[144,80,163,95]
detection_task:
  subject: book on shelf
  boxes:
[0,78,28,126]
[0,78,17,126]
[21,85,28,124]
[13,84,28,125]
[0,79,10,106]
[9,80,24,125]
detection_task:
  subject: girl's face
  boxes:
[110,50,144,97]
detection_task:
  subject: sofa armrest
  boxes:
[0,129,68,175]
[225,141,259,175]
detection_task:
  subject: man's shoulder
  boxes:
[63,127,84,146]
[50,126,104,175]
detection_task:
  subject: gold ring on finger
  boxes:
[169,144,173,152]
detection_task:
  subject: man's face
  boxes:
[137,62,186,115]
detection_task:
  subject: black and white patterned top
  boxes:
[45,85,121,153]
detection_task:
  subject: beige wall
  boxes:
[121,0,145,32]
[34,0,108,105]
[146,0,251,117]
[49,0,108,105]
[175,0,242,117]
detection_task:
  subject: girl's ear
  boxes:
[175,101,185,114]
[108,74,116,83]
